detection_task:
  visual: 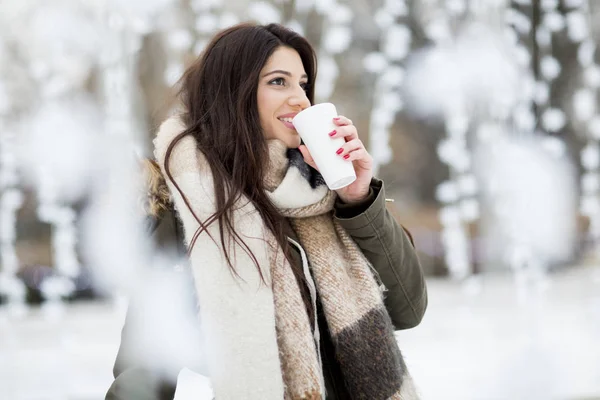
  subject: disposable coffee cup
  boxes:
[292,103,356,190]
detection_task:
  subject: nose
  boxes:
[288,85,311,109]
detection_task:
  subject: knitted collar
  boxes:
[264,139,336,216]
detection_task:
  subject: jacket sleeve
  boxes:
[333,178,427,330]
[105,212,184,400]
[105,310,177,400]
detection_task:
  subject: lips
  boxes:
[279,119,295,130]
[278,112,298,119]
[278,113,298,130]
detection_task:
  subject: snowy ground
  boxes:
[1,265,599,400]
[397,265,600,400]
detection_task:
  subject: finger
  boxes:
[335,138,363,158]
[343,147,372,164]
[298,145,319,170]
[329,124,358,141]
[333,115,353,126]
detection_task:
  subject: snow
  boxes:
[2,266,598,399]
[397,266,600,399]
[247,2,282,25]
[477,135,577,266]
[566,11,589,42]
[1,1,599,398]
[322,25,352,55]
[573,88,597,121]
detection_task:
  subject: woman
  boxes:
[107,22,427,400]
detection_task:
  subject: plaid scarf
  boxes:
[265,140,419,400]
[154,117,419,400]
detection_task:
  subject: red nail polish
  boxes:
[336,148,343,155]
[329,130,336,136]
[343,154,350,159]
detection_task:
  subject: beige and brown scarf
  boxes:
[154,116,419,400]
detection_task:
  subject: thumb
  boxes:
[298,145,318,171]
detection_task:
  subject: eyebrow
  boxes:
[262,69,308,79]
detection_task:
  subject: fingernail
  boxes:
[336,148,343,155]
[343,154,350,159]
[329,130,336,136]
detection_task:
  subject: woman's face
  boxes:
[257,46,311,148]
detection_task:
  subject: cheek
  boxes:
[257,90,276,137]
[259,87,288,115]
[258,87,275,110]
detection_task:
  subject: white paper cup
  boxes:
[292,103,356,190]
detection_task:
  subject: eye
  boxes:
[300,82,310,92]
[269,77,286,86]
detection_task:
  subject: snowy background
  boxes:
[1,0,600,399]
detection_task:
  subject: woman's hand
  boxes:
[298,115,373,204]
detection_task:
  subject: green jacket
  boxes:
[106,178,427,400]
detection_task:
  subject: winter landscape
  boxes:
[1,0,600,399]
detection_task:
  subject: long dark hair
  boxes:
[164,23,317,283]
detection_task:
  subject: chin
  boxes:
[288,136,301,149]
[280,133,301,149]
